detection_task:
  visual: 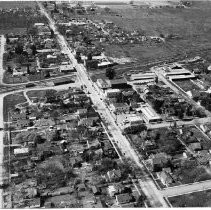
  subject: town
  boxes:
[0,0,211,208]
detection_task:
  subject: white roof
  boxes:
[168,74,195,80]
[14,148,29,154]
[131,72,156,80]
[140,105,161,120]
[105,89,121,93]
[34,23,45,26]
[127,115,143,122]
[98,61,111,67]
[47,54,57,59]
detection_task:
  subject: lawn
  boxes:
[3,92,26,121]
[26,89,55,101]
[169,189,211,207]
[174,79,201,92]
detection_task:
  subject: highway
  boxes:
[37,2,169,207]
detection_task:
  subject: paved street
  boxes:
[161,179,211,197]
[38,2,169,207]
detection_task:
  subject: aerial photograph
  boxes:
[0,0,211,208]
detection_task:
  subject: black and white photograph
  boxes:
[0,0,211,208]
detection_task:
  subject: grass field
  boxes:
[3,92,26,121]
[27,89,55,101]
[87,1,211,64]
[169,189,211,207]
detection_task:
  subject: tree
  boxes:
[7,66,13,74]
[50,29,54,38]
[30,44,37,56]
[104,7,110,13]
[45,89,57,103]
[6,36,10,44]
[87,52,92,60]
[15,54,28,65]
[15,43,23,54]
[106,68,116,80]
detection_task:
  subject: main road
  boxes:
[37,2,169,207]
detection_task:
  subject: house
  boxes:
[77,108,87,115]
[14,148,29,156]
[34,118,55,127]
[59,64,75,73]
[110,78,131,89]
[25,198,41,208]
[111,103,130,113]
[77,183,86,192]
[91,186,101,195]
[107,169,121,182]
[188,142,202,151]
[156,171,173,186]
[88,139,101,149]
[13,119,30,129]
[115,193,133,205]
[10,111,27,121]
[107,183,125,197]
[149,152,169,171]
[78,118,94,127]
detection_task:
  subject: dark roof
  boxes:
[110,78,127,85]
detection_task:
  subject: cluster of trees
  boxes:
[152,129,185,155]
[37,160,75,189]
[193,91,211,112]
[106,67,116,80]
[0,11,47,29]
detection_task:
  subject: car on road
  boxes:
[0,128,3,131]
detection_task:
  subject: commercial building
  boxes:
[105,89,121,98]
[111,103,130,113]
[96,79,111,89]
[59,64,75,73]
[139,104,162,123]
[162,65,195,80]
[130,72,157,83]
[126,114,144,125]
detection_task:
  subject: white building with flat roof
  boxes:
[105,89,121,98]
[139,104,162,124]
[130,72,157,82]
[125,114,144,125]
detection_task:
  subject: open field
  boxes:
[87,1,211,63]
[0,1,36,9]
[3,92,26,121]
[174,79,201,92]
[27,89,56,101]
[169,189,211,207]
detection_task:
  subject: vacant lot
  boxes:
[3,92,26,121]
[26,89,56,102]
[169,189,211,207]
